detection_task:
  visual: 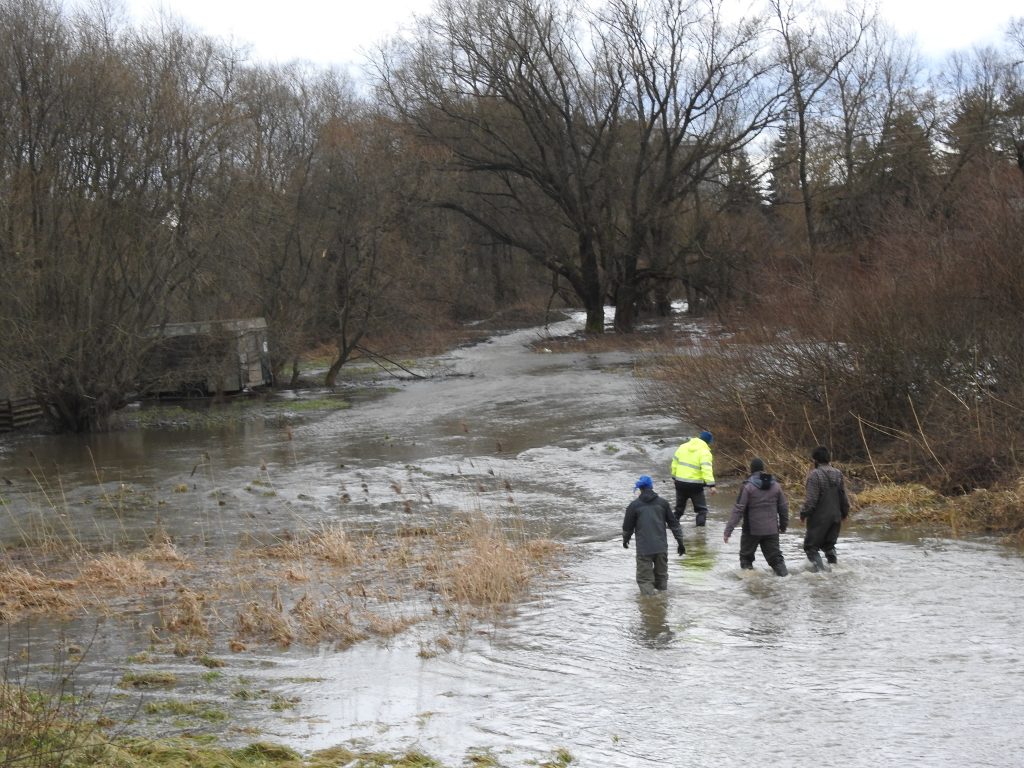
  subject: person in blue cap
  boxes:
[670,430,717,526]
[622,475,686,595]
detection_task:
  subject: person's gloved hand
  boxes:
[622,540,629,549]
[780,526,787,534]
[677,542,686,556]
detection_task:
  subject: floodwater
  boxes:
[2,313,1024,766]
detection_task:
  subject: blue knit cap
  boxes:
[699,430,713,444]
[634,474,653,490]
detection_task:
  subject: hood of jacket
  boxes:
[748,471,774,491]
[637,487,658,502]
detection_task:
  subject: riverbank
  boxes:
[0,707,577,768]
[529,324,1024,546]
[3,310,1023,766]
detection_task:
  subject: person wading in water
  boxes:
[799,446,850,572]
[623,475,686,595]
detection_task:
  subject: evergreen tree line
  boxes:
[1,0,1022,442]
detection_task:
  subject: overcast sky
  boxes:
[75,0,1021,72]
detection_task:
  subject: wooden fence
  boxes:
[0,398,44,432]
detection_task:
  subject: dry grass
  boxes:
[855,483,943,508]
[0,566,78,621]
[141,541,191,565]
[850,477,1024,541]
[162,588,212,639]
[288,594,368,648]
[363,610,423,638]
[948,479,1024,539]
[427,513,562,609]
[263,523,362,568]
[235,600,296,648]
[78,554,168,589]
[224,511,563,648]
[2,488,566,657]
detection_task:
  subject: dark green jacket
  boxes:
[623,489,684,556]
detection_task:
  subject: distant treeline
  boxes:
[1,0,1023,440]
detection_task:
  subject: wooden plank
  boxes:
[3,398,42,429]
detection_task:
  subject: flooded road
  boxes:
[2,313,1023,766]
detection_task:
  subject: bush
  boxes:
[638,192,1024,493]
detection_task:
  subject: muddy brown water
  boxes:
[2,313,1023,766]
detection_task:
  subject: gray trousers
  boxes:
[636,552,669,595]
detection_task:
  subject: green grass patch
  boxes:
[269,695,300,712]
[144,699,227,722]
[119,670,177,689]
[264,398,351,412]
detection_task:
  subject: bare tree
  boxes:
[376,0,622,333]
[771,0,874,263]
[0,2,242,429]
[215,63,357,386]
[376,0,783,332]
[594,0,783,326]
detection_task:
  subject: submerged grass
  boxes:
[119,396,350,432]
[1,680,577,768]
[2,497,563,651]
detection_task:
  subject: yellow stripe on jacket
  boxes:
[671,437,715,485]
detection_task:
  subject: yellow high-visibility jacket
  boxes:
[671,436,715,486]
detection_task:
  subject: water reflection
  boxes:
[678,531,718,573]
[3,316,1024,766]
[634,593,673,648]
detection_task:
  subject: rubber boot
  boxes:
[772,561,789,577]
[740,560,754,570]
[695,512,707,527]
[825,549,838,565]
[808,551,828,572]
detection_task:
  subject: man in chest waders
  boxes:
[799,446,851,572]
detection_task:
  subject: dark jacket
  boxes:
[725,472,789,538]
[623,488,684,556]
[799,465,850,523]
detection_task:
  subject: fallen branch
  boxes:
[353,345,426,380]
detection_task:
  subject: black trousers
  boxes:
[804,515,841,560]
[673,480,708,526]
[739,532,785,569]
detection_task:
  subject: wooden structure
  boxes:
[0,397,44,432]
[142,318,272,397]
